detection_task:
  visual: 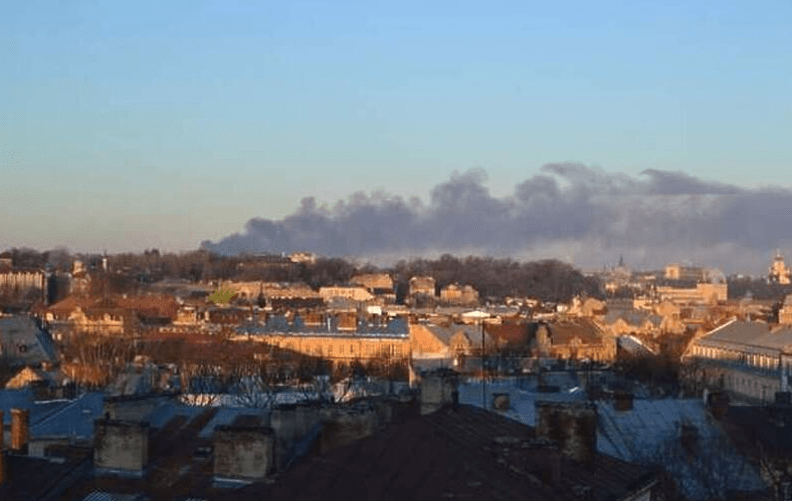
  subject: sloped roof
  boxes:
[597,399,764,500]
[240,404,654,501]
[30,392,105,439]
[602,309,662,328]
[547,319,605,345]
[0,315,58,365]
[0,455,88,501]
[485,322,531,347]
[48,294,180,320]
[696,319,792,354]
[5,366,44,389]
[420,323,493,347]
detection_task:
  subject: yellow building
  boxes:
[236,331,409,361]
[656,283,727,305]
[234,316,410,362]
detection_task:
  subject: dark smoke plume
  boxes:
[202,165,792,274]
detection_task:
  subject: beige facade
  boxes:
[409,276,436,297]
[319,286,373,302]
[218,281,320,301]
[439,284,479,306]
[535,321,617,362]
[350,274,394,292]
[67,307,127,335]
[656,283,727,305]
[0,269,46,300]
[237,332,409,361]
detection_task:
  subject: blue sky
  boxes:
[1,0,791,255]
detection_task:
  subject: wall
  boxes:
[246,333,410,361]
[213,426,274,481]
[94,420,149,472]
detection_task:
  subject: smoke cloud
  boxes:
[202,165,792,274]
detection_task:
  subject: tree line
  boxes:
[3,247,603,303]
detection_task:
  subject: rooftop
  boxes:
[235,404,655,501]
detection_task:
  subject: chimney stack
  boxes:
[0,410,4,450]
[11,409,29,454]
[420,369,458,415]
[536,402,598,464]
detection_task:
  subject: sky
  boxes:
[2,1,791,273]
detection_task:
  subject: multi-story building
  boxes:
[350,274,396,303]
[684,318,792,403]
[234,315,410,362]
[409,276,436,297]
[656,282,727,305]
[439,283,479,306]
[0,261,46,304]
[664,264,706,282]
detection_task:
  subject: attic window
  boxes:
[18,344,27,353]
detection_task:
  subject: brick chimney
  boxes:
[11,409,29,454]
[0,410,4,450]
[0,451,6,487]
[535,402,598,464]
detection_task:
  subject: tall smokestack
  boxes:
[11,409,29,454]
